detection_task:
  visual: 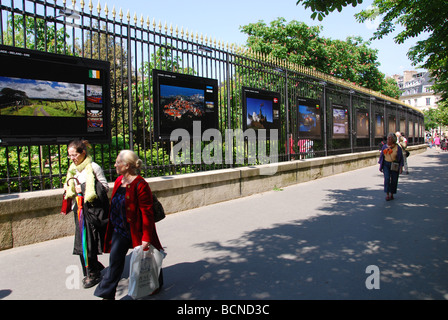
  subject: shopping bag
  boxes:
[128,245,165,299]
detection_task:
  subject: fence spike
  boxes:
[140,14,144,26]
[146,16,150,28]
[180,27,184,37]
[152,18,156,29]
[80,0,85,10]
[97,0,101,14]
[89,0,93,12]
[133,12,137,25]
[72,0,76,10]
[112,5,116,19]
[104,3,108,16]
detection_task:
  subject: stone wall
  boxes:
[0,145,427,251]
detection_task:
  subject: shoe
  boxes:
[83,275,101,289]
[390,195,394,200]
[386,195,390,201]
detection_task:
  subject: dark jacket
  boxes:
[73,179,109,257]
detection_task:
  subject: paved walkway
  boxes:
[1,148,447,300]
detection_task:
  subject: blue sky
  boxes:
[160,84,203,99]
[0,76,84,100]
[247,97,274,122]
[83,0,428,76]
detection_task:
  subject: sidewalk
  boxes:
[1,147,447,300]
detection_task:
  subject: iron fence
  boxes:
[0,0,425,194]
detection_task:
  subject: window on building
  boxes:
[426,98,431,105]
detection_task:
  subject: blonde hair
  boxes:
[118,150,143,174]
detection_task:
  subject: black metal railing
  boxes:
[0,0,425,194]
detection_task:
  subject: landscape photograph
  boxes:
[0,76,85,117]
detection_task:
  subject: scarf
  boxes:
[64,155,97,203]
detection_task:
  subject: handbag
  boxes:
[60,191,72,215]
[390,162,400,172]
[152,194,166,223]
[128,245,165,299]
[135,180,165,222]
[61,177,79,215]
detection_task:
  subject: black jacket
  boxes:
[72,179,109,257]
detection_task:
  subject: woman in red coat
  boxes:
[94,150,163,299]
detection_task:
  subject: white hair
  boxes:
[118,150,143,174]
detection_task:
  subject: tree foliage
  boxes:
[423,101,448,130]
[240,17,401,98]
[296,0,448,106]
[3,15,69,53]
[296,0,363,21]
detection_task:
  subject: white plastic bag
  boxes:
[128,245,166,299]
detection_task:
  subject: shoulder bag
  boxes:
[390,162,400,172]
[135,180,166,222]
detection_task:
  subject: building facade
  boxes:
[392,70,441,111]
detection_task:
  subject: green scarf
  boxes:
[64,155,97,203]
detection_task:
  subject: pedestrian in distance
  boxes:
[94,150,164,300]
[396,131,409,174]
[441,137,447,151]
[434,134,441,150]
[378,135,387,151]
[286,132,296,160]
[62,139,110,288]
[378,133,404,201]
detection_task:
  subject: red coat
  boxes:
[103,175,163,253]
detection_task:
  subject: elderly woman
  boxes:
[379,133,404,201]
[94,150,163,300]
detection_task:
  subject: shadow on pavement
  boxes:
[153,151,448,300]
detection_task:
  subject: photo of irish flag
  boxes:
[89,70,100,79]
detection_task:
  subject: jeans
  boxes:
[94,231,131,299]
[383,161,399,194]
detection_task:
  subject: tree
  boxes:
[423,100,448,130]
[296,0,364,21]
[240,18,400,98]
[3,15,70,54]
[296,0,448,103]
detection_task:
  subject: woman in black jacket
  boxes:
[63,139,110,288]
